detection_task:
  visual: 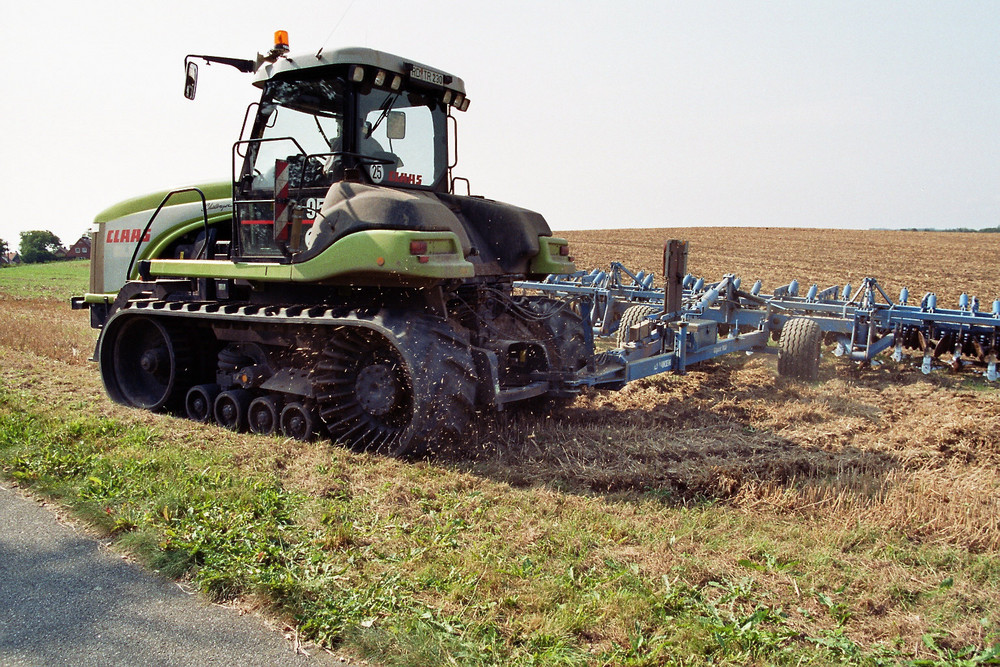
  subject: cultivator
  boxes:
[516,240,1000,387]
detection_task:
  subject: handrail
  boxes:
[126,188,209,282]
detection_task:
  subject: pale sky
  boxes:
[2,1,998,251]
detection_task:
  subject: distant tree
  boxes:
[19,230,62,264]
[0,238,8,256]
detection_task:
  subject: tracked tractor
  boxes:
[73,32,585,455]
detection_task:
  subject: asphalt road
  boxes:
[0,482,344,666]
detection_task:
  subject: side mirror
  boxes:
[386,111,406,140]
[184,61,199,100]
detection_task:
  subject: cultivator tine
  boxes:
[950,354,962,372]
[987,351,998,382]
[921,353,933,374]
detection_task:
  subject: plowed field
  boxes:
[565,227,1000,306]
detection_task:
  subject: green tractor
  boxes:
[73,32,587,455]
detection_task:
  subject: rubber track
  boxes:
[102,300,477,456]
[314,311,476,457]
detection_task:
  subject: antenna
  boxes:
[316,0,359,57]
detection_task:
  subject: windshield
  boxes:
[235,74,450,258]
[357,88,447,190]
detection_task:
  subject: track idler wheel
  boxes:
[280,402,317,441]
[248,395,282,436]
[214,389,252,431]
[185,384,220,423]
[100,315,192,411]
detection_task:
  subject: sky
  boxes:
[1,0,999,251]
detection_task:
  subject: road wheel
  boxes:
[311,312,475,457]
[185,384,219,422]
[214,389,251,430]
[778,318,823,380]
[100,315,191,410]
[280,402,317,441]
[248,395,281,435]
[615,304,660,348]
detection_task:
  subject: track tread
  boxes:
[313,311,476,457]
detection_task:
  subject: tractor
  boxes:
[73,32,586,455]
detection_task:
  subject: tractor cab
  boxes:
[188,37,469,262]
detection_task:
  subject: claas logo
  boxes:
[105,228,152,244]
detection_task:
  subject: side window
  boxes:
[364,105,436,187]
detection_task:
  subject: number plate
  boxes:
[410,65,444,86]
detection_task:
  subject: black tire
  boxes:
[185,384,220,422]
[248,395,282,435]
[214,389,252,431]
[777,318,822,380]
[615,304,659,348]
[280,402,317,441]
[522,296,592,373]
[99,315,192,411]
[311,312,476,457]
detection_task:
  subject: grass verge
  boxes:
[2,378,999,666]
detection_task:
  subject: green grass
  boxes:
[0,260,90,300]
[5,382,998,666]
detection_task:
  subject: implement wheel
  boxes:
[280,402,317,442]
[616,304,659,348]
[777,318,822,380]
[311,312,475,457]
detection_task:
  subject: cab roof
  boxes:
[253,46,467,96]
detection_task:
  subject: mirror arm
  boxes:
[185,54,256,73]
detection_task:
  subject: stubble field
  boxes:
[1,229,998,666]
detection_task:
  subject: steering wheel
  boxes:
[324,151,396,166]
